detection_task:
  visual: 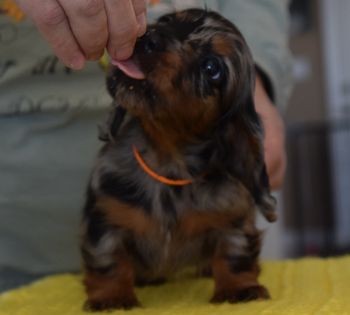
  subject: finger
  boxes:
[136,12,147,37]
[132,0,147,16]
[132,0,147,36]
[267,153,286,190]
[58,0,108,60]
[17,0,85,69]
[104,0,140,60]
[264,129,286,190]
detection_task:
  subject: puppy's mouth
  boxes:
[107,31,163,106]
[111,28,164,81]
[111,58,146,80]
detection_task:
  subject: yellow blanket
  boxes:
[1,256,350,315]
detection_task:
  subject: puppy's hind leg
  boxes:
[210,223,270,304]
[81,209,139,311]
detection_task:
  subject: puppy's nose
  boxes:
[136,30,163,54]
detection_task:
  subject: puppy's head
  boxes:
[107,9,255,141]
[107,9,276,222]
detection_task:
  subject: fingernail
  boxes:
[69,54,85,70]
[137,13,147,37]
[114,45,133,61]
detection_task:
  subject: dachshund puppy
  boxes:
[81,8,276,311]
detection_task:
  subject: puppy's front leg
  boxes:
[83,254,139,311]
[211,224,270,303]
[81,209,139,311]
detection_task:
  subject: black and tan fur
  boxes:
[81,9,276,311]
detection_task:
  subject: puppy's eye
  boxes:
[201,57,223,82]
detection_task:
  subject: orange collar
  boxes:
[132,145,193,186]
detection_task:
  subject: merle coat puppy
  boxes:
[81,8,276,311]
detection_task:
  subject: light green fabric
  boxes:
[0,0,292,275]
[0,110,105,273]
[0,13,110,273]
[215,0,293,109]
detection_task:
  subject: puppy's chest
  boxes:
[96,143,248,221]
[133,224,209,276]
[96,148,191,218]
[94,145,252,274]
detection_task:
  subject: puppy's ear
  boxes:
[219,82,277,222]
[238,96,277,222]
[98,105,126,142]
[257,164,277,222]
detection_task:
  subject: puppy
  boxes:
[81,8,276,311]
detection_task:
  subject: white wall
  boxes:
[321,0,350,118]
[321,0,350,249]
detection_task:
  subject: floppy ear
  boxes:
[98,105,126,142]
[257,163,277,222]
[233,94,277,222]
[217,76,277,222]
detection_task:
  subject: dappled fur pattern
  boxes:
[81,9,276,311]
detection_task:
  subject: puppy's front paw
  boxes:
[211,285,270,304]
[84,296,140,312]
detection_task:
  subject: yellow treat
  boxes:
[99,51,110,71]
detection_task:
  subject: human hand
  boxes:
[16,0,147,69]
[254,76,286,190]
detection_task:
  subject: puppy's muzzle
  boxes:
[135,29,164,56]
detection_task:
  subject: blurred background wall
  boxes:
[275,0,350,258]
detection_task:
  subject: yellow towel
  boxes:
[1,256,350,315]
